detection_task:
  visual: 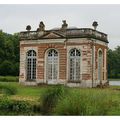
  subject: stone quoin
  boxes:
[19,20,109,87]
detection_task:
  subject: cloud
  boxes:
[0,4,120,49]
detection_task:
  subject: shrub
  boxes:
[0,96,13,111]
[0,60,14,76]
[33,103,41,114]
[13,62,19,76]
[40,85,67,115]
[0,96,33,115]
[0,83,18,95]
[12,100,32,113]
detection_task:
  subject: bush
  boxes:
[53,89,116,115]
[0,96,13,111]
[12,100,32,113]
[0,76,18,82]
[13,62,19,76]
[32,103,41,114]
[40,85,67,115]
[0,60,15,76]
[0,83,18,95]
[0,96,33,115]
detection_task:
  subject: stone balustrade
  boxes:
[20,28,108,42]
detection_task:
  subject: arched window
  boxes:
[98,50,103,81]
[69,48,81,81]
[27,50,36,80]
[46,49,58,81]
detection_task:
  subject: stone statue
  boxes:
[26,25,31,31]
[92,21,98,30]
[37,21,45,31]
[62,20,68,29]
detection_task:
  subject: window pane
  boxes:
[98,50,102,80]
[47,49,58,80]
[69,49,80,81]
[27,50,36,80]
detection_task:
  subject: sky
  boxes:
[0,4,120,49]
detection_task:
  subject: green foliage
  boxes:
[13,62,19,76]
[11,100,32,113]
[0,76,18,82]
[0,60,15,76]
[108,46,120,78]
[0,97,13,112]
[40,85,67,115]
[32,103,41,114]
[0,96,33,115]
[0,82,120,115]
[0,82,47,97]
[0,83,18,95]
[0,31,19,76]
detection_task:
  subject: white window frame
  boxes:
[98,49,103,82]
[45,49,59,82]
[69,48,81,82]
[26,50,37,81]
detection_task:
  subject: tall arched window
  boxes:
[98,50,103,81]
[46,49,58,81]
[69,48,81,81]
[27,50,36,80]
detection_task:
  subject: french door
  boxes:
[47,49,58,82]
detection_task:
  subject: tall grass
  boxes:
[53,88,119,115]
[40,85,67,115]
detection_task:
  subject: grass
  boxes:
[53,88,120,115]
[0,82,45,96]
[0,83,18,95]
[40,85,67,115]
[0,81,120,115]
[0,76,18,82]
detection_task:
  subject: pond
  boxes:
[109,80,120,86]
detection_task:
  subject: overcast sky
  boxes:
[0,4,120,49]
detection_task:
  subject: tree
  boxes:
[0,60,14,76]
[0,31,19,76]
[107,46,120,78]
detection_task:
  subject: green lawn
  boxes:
[0,81,120,100]
[0,81,120,103]
[0,81,120,115]
[0,82,50,102]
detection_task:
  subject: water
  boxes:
[109,81,120,86]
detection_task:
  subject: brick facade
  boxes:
[19,21,108,87]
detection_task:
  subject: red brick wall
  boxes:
[20,41,107,82]
[21,43,67,81]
